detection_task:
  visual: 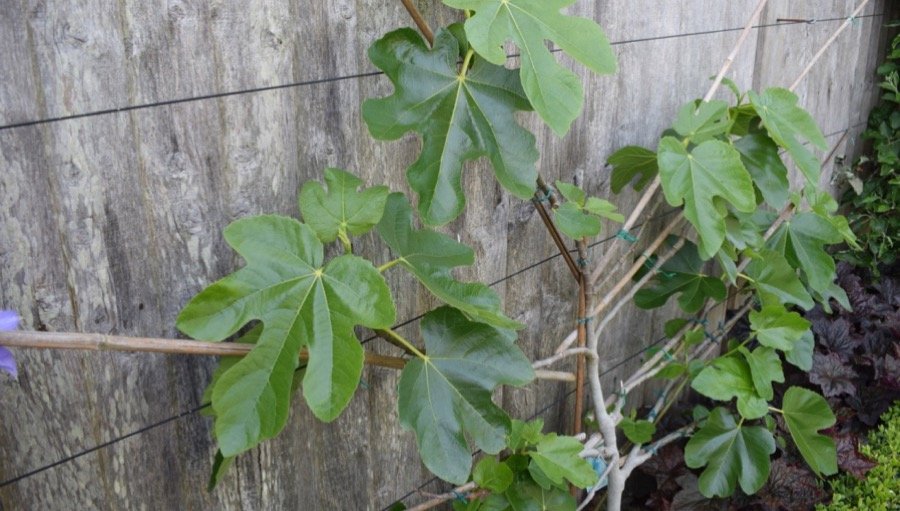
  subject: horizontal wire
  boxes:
[0,13,880,133]
[0,207,679,488]
[0,117,867,487]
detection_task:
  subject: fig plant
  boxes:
[0,1,872,510]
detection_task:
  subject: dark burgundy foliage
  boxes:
[809,352,857,397]
[632,263,895,510]
[806,262,900,428]
[833,434,877,479]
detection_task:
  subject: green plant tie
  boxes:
[576,316,591,325]
[643,253,676,279]
[452,491,468,503]
[616,228,638,243]
[534,186,555,204]
[577,256,590,268]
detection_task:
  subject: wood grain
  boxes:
[0,1,893,508]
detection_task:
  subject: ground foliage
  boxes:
[634,262,898,510]
[837,27,900,276]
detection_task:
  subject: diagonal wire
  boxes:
[0,208,679,487]
[0,13,881,133]
[0,118,866,487]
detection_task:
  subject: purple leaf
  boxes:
[0,347,16,380]
[810,352,857,397]
[834,434,877,479]
[812,316,856,358]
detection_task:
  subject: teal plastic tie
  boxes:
[616,229,638,243]
[451,491,468,503]
[577,256,590,268]
[534,186,555,204]
[576,317,591,325]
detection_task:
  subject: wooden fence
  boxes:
[0,1,896,508]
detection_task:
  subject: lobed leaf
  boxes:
[473,457,514,493]
[634,239,726,313]
[767,212,843,296]
[444,0,617,135]
[620,417,656,444]
[691,356,768,419]
[781,387,837,476]
[739,346,784,400]
[377,193,522,329]
[177,216,395,457]
[398,307,533,484]
[609,145,658,193]
[684,408,775,498]
[749,88,827,184]
[298,168,389,243]
[363,27,538,225]
[657,137,756,259]
[749,305,811,352]
[745,249,815,310]
[528,434,598,489]
[672,100,731,144]
[734,132,790,209]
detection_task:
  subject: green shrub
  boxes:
[817,402,900,510]
[838,26,900,275]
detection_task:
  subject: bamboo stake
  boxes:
[788,0,871,92]
[0,330,407,370]
[399,0,434,45]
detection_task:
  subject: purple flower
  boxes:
[0,310,19,380]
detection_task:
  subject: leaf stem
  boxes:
[768,406,783,414]
[378,257,405,273]
[338,230,353,254]
[459,48,475,78]
[379,328,427,360]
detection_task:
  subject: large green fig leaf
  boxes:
[552,181,622,239]
[443,0,616,135]
[634,239,726,313]
[749,88,827,183]
[684,408,775,498]
[785,331,814,371]
[528,434,598,489]
[767,212,843,295]
[745,249,815,310]
[378,193,522,329]
[608,145,658,193]
[734,132,790,209]
[672,100,731,144]
[691,356,768,419]
[363,27,538,226]
[298,168,389,244]
[782,387,837,476]
[398,307,533,484]
[749,305,811,352]
[504,481,577,511]
[657,137,756,259]
[177,215,395,457]
[739,346,784,400]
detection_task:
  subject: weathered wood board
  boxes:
[0,1,894,508]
